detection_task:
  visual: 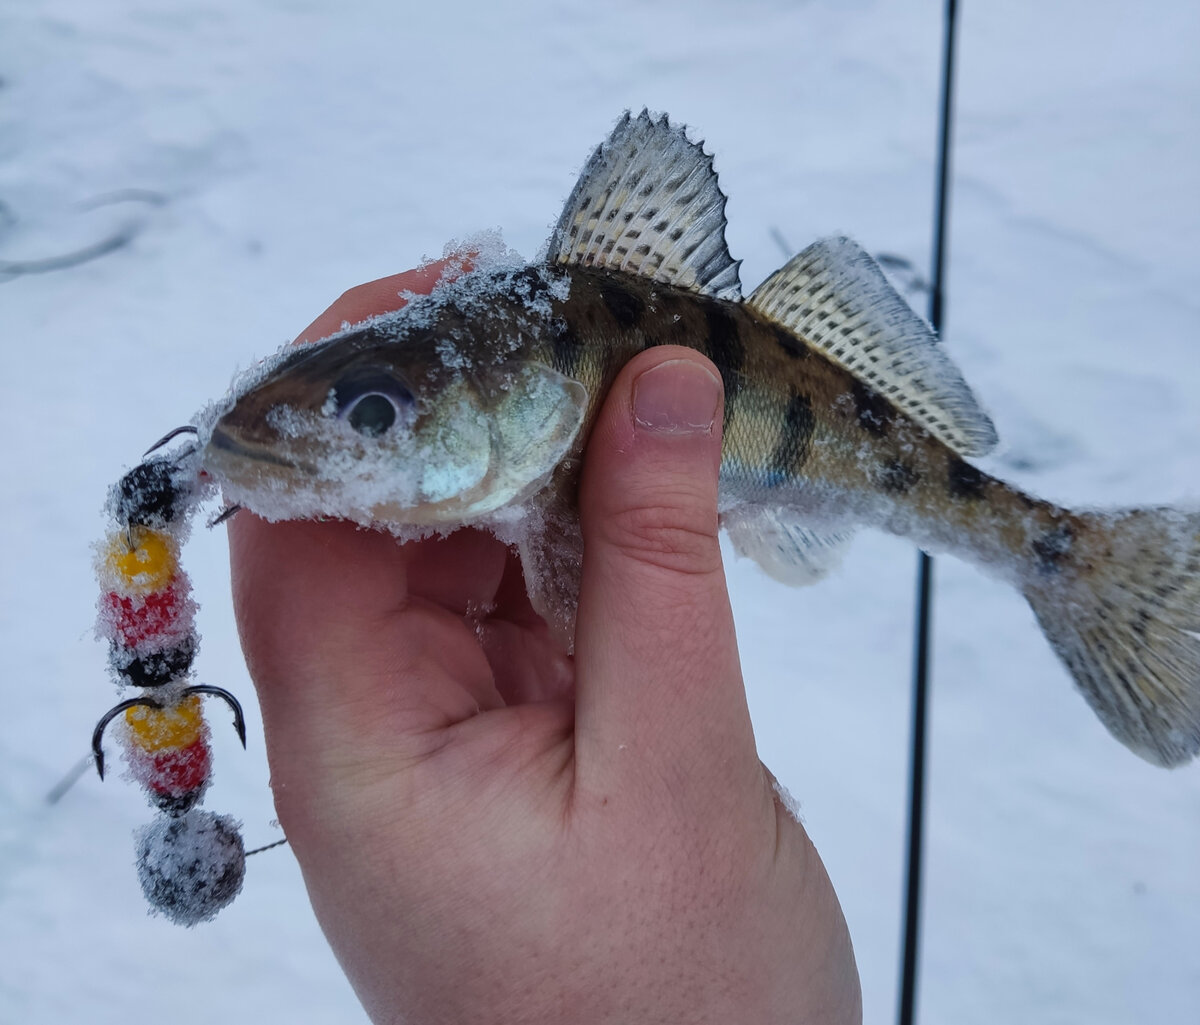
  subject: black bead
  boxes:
[109,457,194,529]
[111,635,197,687]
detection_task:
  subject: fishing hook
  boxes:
[143,424,199,457]
[183,685,248,749]
[208,505,242,528]
[91,687,246,781]
[92,696,163,779]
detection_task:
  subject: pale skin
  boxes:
[228,260,863,1024]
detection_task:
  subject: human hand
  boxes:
[228,260,862,1024]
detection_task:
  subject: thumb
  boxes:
[573,346,757,790]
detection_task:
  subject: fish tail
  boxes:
[1021,506,1200,766]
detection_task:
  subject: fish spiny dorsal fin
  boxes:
[546,109,742,300]
[748,237,998,458]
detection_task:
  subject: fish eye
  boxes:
[345,393,399,436]
[330,371,415,437]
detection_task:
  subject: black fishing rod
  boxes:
[898,1,960,1024]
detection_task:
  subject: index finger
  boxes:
[294,254,475,344]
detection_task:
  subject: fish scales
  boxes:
[201,110,1200,768]
[538,267,1074,582]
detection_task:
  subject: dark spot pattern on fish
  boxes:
[1032,523,1074,575]
[851,379,893,437]
[599,280,645,330]
[703,303,745,405]
[1134,609,1152,640]
[767,391,816,484]
[773,324,809,360]
[946,457,988,500]
[878,460,919,494]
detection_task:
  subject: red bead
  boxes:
[101,585,191,647]
[148,737,212,796]
[128,735,212,796]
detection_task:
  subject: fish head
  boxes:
[203,322,588,528]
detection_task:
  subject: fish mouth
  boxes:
[206,425,313,474]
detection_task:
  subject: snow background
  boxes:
[1,0,1197,1021]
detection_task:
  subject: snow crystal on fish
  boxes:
[194,109,1200,767]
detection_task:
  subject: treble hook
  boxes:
[92,696,163,779]
[91,687,246,781]
[143,424,199,457]
[207,505,243,528]
[183,685,248,749]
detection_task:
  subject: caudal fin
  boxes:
[1023,507,1200,767]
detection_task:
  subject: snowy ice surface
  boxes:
[1,2,1197,1024]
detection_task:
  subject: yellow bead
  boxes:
[125,694,205,752]
[101,527,179,594]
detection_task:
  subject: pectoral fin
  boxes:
[722,504,854,586]
[517,486,584,652]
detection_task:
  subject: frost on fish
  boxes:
[199,109,1200,767]
[202,255,587,539]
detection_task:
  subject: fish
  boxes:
[201,109,1200,768]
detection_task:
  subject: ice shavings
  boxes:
[772,776,804,824]
[429,229,526,292]
[381,255,570,349]
[201,245,580,544]
[213,385,495,530]
[194,233,571,467]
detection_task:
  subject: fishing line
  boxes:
[899,1,960,1023]
[245,837,289,857]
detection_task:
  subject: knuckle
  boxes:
[600,496,722,578]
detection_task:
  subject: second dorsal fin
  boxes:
[546,110,742,300]
[747,237,998,457]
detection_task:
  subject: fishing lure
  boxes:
[92,427,248,926]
